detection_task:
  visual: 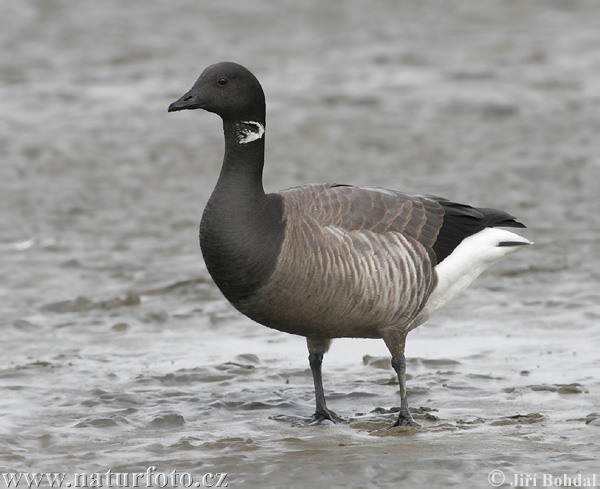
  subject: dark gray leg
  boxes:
[306,338,337,424]
[382,331,414,427]
[391,353,414,426]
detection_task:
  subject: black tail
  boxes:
[426,197,527,264]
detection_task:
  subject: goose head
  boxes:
[168,62,266,125]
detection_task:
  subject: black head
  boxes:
[168,62,266,123]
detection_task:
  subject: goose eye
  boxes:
[217,78,228,86]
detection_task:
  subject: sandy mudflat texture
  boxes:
[1,1,599,487]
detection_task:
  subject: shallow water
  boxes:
[1,1,600,487]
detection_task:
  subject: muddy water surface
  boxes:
[1,1,599,488]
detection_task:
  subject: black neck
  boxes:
[200,118,285,303]
[213,120,266,199]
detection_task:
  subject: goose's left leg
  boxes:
[383,331,414,426]
[306,337,338,424]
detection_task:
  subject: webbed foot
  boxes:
[392,411,415,427]
[307,409,342,425]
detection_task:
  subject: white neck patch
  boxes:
[236,121,265,144]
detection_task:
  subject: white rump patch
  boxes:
[236,121,265,144]
[419,228,532,320]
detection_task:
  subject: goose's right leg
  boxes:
[383,331,415,426]
[390,353,414,426]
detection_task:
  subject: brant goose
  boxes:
[168,62,531,426]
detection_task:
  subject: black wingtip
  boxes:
[475,208,527,229]
[503,218,527,229]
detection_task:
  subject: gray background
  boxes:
[1,1,599,487]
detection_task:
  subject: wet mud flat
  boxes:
[1,1,600,487]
